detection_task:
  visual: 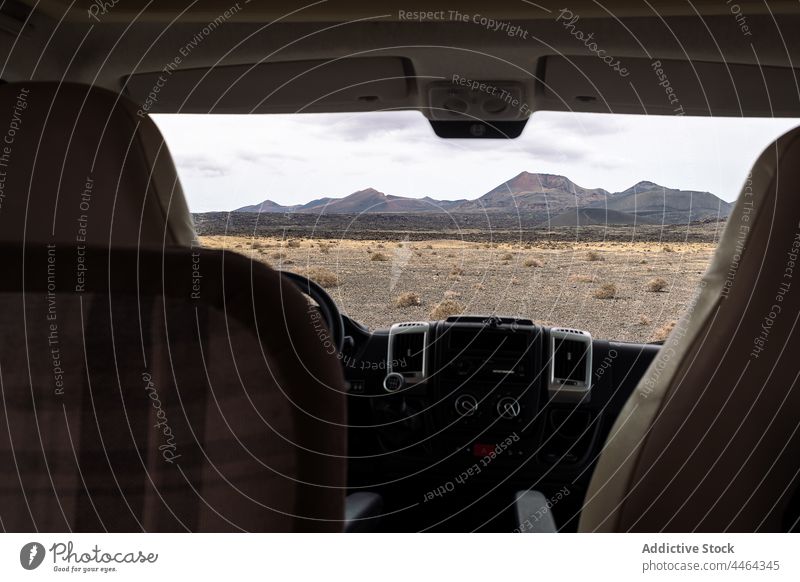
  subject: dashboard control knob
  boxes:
[497,396,521,419]
[454,394,478,417]
[383,372,405,393]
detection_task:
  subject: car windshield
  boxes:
[154,111,798,342]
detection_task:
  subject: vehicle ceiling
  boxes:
[2,0,800,118]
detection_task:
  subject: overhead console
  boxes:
[538,55,800,117]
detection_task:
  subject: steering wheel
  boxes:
[280,270,345,354]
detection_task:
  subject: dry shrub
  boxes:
[430,299,465,320]
[377,243,385,249]
[252,241,265,250]
[653,320,677,342]
[586,250,603,262]
[443,290,461,299]
[318,243,331,254]
[446,253,456,258]
[450,266,465,276]
[593,283,617,299]
[286,239,301,248]
[500,252,514,261]
[414,250,423,257]
[425,244,434,250]
[663,245,674,253]
[569,274,594,283]
[304,267,339,288]
[271,252,286,260]
[640,259,648,264]
[394,292,422,308]
[639,315,651,326]
[524,258,543,268]
[371,252,389,262]
[647,277,668,292]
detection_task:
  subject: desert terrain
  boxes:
[198,233,717,344]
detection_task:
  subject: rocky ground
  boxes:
[199,233,717,344]
[192,212,726,244]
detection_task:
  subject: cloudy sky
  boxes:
[153,112,800,213]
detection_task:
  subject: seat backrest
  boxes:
[580,127,800,532]
[0,244,347,531]
[0,82,195,247]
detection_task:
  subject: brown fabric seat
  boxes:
[0,82,346,531]
[580,127,800,532]
[0,244,347,531]
[0,82,195,247]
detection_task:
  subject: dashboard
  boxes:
[340,314,661,531]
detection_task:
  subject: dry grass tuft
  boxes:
[371,252,390,262]
[653,320,677,342]
[286,239,301,248]
[646,277,668,292]
[663,245,674,253]
[303,267,339,288]
[523,258,543,268]
[593,283,617,299]
[568,274,594,283]
[639,315,651,326]
[450,266,465,276]
[394,292,422,308]
[271,252,286,260]
[443,290,461,299]
[586,250,604,262]
[430,299,465,320]
[500,252,514,261]
[318,243,331,254]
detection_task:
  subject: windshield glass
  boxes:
[154,111,798,342]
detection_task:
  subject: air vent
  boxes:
[388,322,429,382]
[548,328,592,402]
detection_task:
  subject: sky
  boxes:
[152,111,800,213]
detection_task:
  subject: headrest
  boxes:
[0,82,195,247]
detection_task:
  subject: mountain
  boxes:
[586,182,734,223]
[232,173,733,224]
[235,188,467,214]
[235,199,299,213]
[453,172,611,213]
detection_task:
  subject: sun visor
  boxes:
[122,57,413,114]
[538,55,800,117]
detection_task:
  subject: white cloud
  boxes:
[153,111,800,212]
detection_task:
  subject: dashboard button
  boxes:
[497,396,521,419]
[454,394,478,417]
[383,372,405,393]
